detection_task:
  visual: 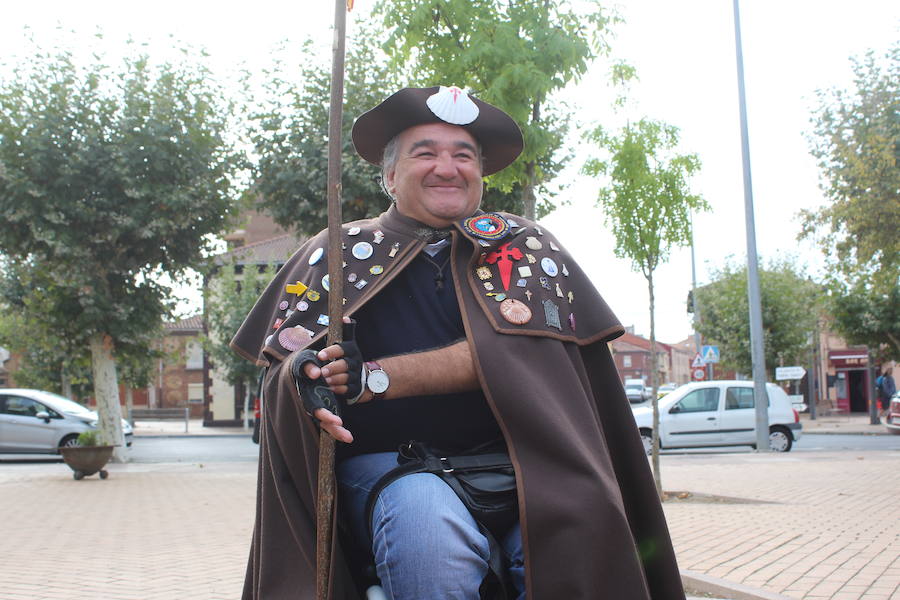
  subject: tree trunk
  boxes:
[125,386,134,425]
[648,271,662,499]
[243,381,251,431]
[88,332,127,463]
[61,368,72,400]
[521,162,537,221]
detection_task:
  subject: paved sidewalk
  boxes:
[799,413,893,436]
[1,439,897,599]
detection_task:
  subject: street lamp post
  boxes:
[732,0,770,452]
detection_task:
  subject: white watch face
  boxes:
[367,370,390,394]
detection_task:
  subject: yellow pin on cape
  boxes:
[286,281,308,297]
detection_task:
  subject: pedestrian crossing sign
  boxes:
[701,345,720,364]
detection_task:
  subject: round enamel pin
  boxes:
[352,241,374,260]
[348,226,361,236]
[306,290,321,302]
[308,247,324,266]
[278,300,289,311]
[500,298,532,325]
[321,275,330,292]
[541,257,559,277]
[462,213,510,241]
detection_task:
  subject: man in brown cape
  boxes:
[232,85,685,599]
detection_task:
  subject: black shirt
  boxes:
[337,244,502,460]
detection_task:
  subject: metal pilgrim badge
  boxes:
[543,299,562,330]
[462,213,510,241]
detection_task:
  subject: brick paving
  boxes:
[1,413,897,599]
[662,448,900,600]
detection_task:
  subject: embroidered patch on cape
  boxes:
[462,213,510,241]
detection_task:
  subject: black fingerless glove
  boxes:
[338,320,366,405]
[291,350,338,421]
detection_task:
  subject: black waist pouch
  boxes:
[365,439,519,542]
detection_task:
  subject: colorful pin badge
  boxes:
[308,247,324,266]
[476,266,493,281]
[525,236,542,250]
[568,313,577,331]
[306,290,321,302]
[389,242,400,258]
[484,282,495,291]
[486,243,523,291]
[321,274,330,292]
[500,298,532,325]
[296,300,309,312]
[373,230,385,244]
[494,293,507,302]
[541,257,559,277]
[543,299,562,330]
[549,241,560,251]
[562,264,569,277]
[273,318,284,330]
[278,300,289,311]
[354,279,368,290]
[286,281,309,297]
[369,265,384,275]
[352,241,374,260]
[348,226,361,236]
[518,266,532,278]
[317,314,330,326]
[348,273,358,283]
[462,213,510,241]
[525,253,537,264]
[540,277,551,290]
[555,283,564,298]
[516,278,527,288]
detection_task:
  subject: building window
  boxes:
[188,383,204,405]
[185,340,203,370]
[623,355,632,368]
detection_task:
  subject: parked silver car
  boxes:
[631,380,802,452]
[0,388,133,453]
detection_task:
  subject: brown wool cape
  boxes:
[232,205,685,600]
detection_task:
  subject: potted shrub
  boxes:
[58,430,115,480]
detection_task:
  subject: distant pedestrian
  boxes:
[876,366,895,418]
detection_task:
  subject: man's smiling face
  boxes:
[386,122,484,228]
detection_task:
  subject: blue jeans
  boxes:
[337,452,525,600]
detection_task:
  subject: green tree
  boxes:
[694,258,823,377]
[247,29,400,236]
[0,37,241,460]
[583,118,707,496]
[376,0,620,219]
[204,262,277,427]
[802,41,900,281]
[803,41,899,362]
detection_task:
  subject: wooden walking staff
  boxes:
[318,0,351,598]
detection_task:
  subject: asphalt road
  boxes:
[2,432,897,465]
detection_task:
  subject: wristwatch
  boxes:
[365,361,390,401]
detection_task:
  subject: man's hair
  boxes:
[380,132,485,200]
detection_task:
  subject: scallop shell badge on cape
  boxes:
[426,86,480,125]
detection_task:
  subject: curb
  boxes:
[682,570,793,600]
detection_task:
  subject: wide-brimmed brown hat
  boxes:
[351,86,524,176]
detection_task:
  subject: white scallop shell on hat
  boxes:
[426,86,480,125]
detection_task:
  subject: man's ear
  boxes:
[385,167,397,194]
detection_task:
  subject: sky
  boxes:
[2,1,898,346]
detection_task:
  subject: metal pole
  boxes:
[868,349,880,425]
[732,0,769,452]
[690,213,702,355]
[317,1,348,598]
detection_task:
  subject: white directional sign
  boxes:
[701,345,720,363]
[775,366,807,381]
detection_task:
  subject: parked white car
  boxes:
[631,380,802,452]
[624,379,652,403]
[0,388,133,453]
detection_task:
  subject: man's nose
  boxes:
[432,152,457,177]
